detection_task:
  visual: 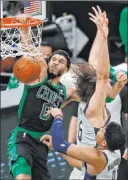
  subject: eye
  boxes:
[52,58,56,62]
[60,60,65,64]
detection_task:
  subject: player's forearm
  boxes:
[51,118,71,154]
[68,116,77,143]
[20,27,34,52]
[60,153,82,170]
[97,38,110,80]
[51,118,99,165]
[20,28,31,44]
[89,30,102,69]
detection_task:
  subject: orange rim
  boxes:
[0,17,42,28]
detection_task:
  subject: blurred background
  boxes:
[1,1,128,179]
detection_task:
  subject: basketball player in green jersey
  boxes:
[7,45,77,180]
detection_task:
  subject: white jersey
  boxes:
[84,150,121,180]
[70,101,111,180]
[77,101,111,147]
[77,101,97,147]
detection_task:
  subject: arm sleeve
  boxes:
[51,118,71,154]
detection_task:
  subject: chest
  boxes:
[26,84,65,108]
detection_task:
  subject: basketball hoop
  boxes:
[0,17,44,60]
[0,17,42,28]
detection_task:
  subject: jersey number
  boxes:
[40,103,52,121]
[78,121,83,141]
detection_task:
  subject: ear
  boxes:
[101,140,107,148]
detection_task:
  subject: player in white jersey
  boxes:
[69,6,127,179]
[40,110,125,180]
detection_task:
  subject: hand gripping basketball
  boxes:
[13,56,41,84]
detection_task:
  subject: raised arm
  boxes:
[87,8,110,115]
[88,6,108,69]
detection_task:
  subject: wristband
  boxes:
[106,96,115,103]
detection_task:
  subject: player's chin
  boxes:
[51,70,61,75]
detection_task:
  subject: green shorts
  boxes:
[7,127,50,179]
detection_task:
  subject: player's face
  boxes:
[40,46,52,61]
[96,127,106,147]
[48,54,68,76]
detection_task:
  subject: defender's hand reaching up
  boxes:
[88,6,109,38]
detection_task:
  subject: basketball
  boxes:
[13,56,41,84]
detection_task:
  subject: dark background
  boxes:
[52,1,127,65]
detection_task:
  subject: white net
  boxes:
[0,19,43,60]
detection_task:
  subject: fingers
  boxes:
[43,140,51,147]
[45,109,51,116]
[89,17,96,24]
[40,135,53,149]
[89,6,109,28]
[103,11,109,25]
[117,72,127,82]
[103,11,106,19]
[88,13,97,24]
[40,135,51,142]
[45,108,63,118]
[92,6,99,17]
[88,12,97,20]
[97,5,102,15]
[16,13,29,23]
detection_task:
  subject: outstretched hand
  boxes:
[88,6,109,38]
[16,13,29,24]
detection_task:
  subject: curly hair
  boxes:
[73,62,96,103]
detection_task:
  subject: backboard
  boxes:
[2,1,52,22]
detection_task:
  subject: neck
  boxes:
[51,76,60,86]
[97,145,106,151]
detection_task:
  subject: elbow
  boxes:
[97,71,109,80]
[97,75,109,81]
